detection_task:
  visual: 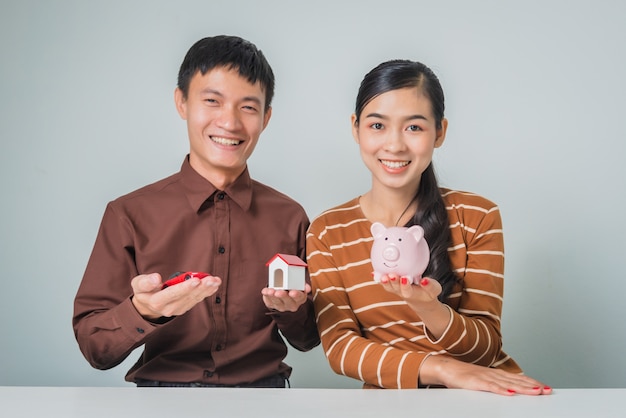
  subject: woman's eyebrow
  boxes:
[364,112,387,119]
[405,114,428,122]
[364,112,429,121]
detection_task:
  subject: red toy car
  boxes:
[162,271,210,289]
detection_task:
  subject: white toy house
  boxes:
[266,253,307,291]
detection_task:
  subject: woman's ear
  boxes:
[351,113,360,144]
[434,118,448,148]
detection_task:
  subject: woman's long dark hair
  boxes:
[355,60,457,301]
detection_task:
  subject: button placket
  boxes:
[211,188,228,365]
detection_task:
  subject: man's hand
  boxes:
[261,284,311,312]
[131,273,221,320]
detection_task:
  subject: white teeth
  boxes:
[381,160,409,169]
[211,136,241,146]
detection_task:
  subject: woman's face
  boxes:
[352,86,447,194]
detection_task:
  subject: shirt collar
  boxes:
[180,155,253,213]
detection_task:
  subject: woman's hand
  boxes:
[420,355,552,396]
[379,274,451,338]
[379,274,442,304]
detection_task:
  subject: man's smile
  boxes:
[211,136,242,146]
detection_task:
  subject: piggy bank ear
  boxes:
[407,225,425,241]
[371,222,386,238]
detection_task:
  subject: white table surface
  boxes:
[1,387,624,418]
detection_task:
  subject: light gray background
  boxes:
[1,0,625,389]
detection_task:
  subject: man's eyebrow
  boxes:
[200,89,262,106]
[241,96,263,106]
[200,88,223,96]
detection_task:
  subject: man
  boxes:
[73,35,319,387]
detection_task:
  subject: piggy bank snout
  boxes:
[382,245,400,262]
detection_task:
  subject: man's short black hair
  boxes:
[177,35,275,110]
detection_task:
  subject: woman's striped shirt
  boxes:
[306,188,522,389]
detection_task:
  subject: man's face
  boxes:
[175,66,271,189]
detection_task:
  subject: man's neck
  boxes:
[188,158,244,190]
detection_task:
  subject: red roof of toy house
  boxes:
[266,253,308,267]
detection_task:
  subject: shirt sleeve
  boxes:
[270,217,320,352]
[307,224,427,389]
[269,298,319,352]
[72,203,159,370]
[429,202,506,367]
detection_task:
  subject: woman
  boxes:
[306,60,551,395]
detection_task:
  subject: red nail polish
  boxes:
[544,386,552,391]
[401,277,408,285]
[420,278,429,286]
[507,389,516,394]
[390,276,396,281]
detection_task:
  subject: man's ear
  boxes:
[262,106,272,130]
[435,118,448,148]
[174,88,187,120]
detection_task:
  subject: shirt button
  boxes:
[218,246,225,254]
[215,296,221,304]
[204,370,214,378]
[136,327,145,334]
[217,192,225,200]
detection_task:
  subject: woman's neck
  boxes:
[360,189,418,227]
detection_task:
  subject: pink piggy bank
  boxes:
[370,222,430,284]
